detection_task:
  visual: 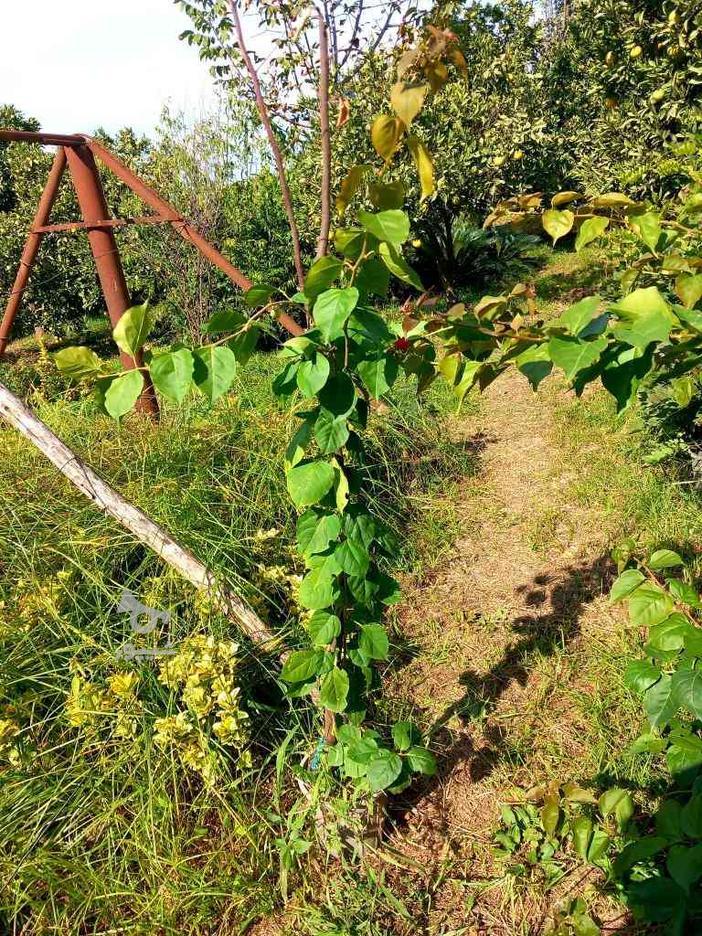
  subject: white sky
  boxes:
[0,0,217,135]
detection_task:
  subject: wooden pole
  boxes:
[0,379,277,650]
[0,148,67,358]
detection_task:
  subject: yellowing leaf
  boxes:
[406,136,434,199]
[542,209,575,245]
[390,82,427,128]
[575,216,609,252]
[336,165,368,216]
[675,274,702,310]
[370,115,404,162]
[551,191,581,207]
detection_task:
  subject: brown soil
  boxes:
[379,369,637,935]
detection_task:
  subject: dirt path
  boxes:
[386,370,627,933]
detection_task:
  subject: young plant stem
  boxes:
[228,0,306,291]
[316,8,332,260]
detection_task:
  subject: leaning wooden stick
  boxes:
[0,380,277,649]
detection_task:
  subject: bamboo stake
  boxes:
[0,381,277,650]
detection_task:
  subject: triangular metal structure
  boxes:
[0,130,303,419]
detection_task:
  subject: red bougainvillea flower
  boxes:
[393,337,411,352]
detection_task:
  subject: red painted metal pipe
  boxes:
[86,138,305,338]
[0,147,68,357]
[65,145,160,419]
[0,129,86,146]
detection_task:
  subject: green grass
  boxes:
[0,350,477,934]
[3,244,701,933]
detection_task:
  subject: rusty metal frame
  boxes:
[0,129,304,418]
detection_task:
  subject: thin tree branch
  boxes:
[339,0,365,71]
[228,0,306,290]
[316,8,332,259]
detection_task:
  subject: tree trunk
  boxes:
[0,381,277,650]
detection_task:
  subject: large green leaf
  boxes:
[667,731,702,780]
[559,295,602,336]
[286,459,336,508]
[193,345,237,402]
[648,614,693,651]
[391,721,421,752]
[304,256,343,302]
[356,354,399,399]
[649,548,684,570]
[367,749,403,791]
[307,611,341,647]
[358,209,410,245]
[628,582,674,627]
[406,746,437,776]
[334,537,370,577]
[297,353,330,398]
[334,228,367,259]
[318,373,356,416]
[149,348,194,403]
[54,346,102,380]
[332,459,349,512]
[281,649,324,684]
[313,287,359,342]
[113,302,154,357]
[599,788,634,829]
[229,327,260,366]
[104,370,144,419]
[319,667,349,713]
[515,343,552,389]
[575,216,609,252]
[672,668,702,719]
[203,309,246,334]
[314,408,350,454]
[358,623,389,661]
[630,211,662,252]
[244,284,275,308]
[682,795,702,837]
[379,241,423,290]
[611,287,677,350]
[601,346,653,411]
[667,843,702,894]
[542,209,574,244]
[296,510,341,556]
[610,568,645,603]
[285,415,314,468]
[355,258,391,299]
[624,660,662,693]
[644,673,677,729]
[547,335,608,382]
[298,565,338,610]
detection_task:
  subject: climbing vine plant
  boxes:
[55,26,466,793]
